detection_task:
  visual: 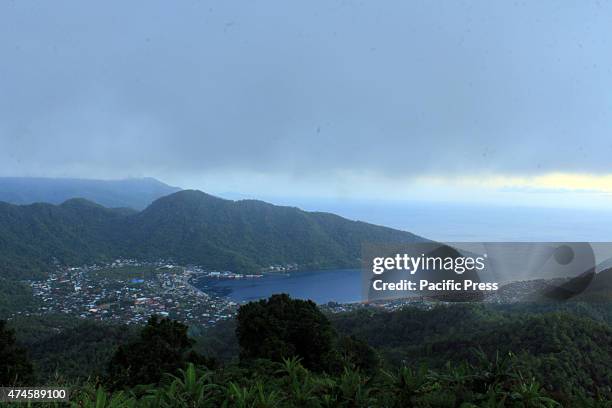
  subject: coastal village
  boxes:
[23,258,554,327]
[27,259,249,326]
[25,258,437,326]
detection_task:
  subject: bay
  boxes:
[196,269,362,304]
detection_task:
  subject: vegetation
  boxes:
[87,266,161,281]
[0,320,34,385]
[332,304,612,403]
[0,199,127,279]
[68,356,567,408]
[17,317,136,383]
[236,294,341,372]
[107,316,210,389]
[0,190,421,279]
[2,296,612,406]
[0,277,38,317]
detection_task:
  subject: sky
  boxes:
[1,1,612,209]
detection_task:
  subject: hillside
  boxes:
[0,177,180,210]
[332,303,612,399]
[575,267,612,302]
[0,199,128,278]
[8,301,612,404]
[0,190,423,279]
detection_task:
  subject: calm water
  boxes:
[197,269,362,304]
[196,201,612,304]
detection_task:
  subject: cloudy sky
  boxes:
[1,1,612,207]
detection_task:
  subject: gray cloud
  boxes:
[1,0,612,186]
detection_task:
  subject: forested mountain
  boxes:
[0,199,130,278]
[331,302,612,401]
[576,267,612,301]
[6,300,612,405]
[0,190,423,279]
[0,177,180,210]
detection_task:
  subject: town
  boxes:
[24,257,561,327]
[28,259,241,326]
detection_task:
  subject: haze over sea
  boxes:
[199,200,612,305]
[274,200,612,243]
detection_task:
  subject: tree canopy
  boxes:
[0,320,33,386]
[236,294,341,372]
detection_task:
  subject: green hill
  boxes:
[0,199,127,278]
[575,267,612,301]
[8,300,612,404]
[332,303,612,400]
[0,190,423,279]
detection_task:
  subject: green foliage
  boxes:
[338,335,381,374]
[67,351,570,408]
[20,318,135,383]
[332,303,612,403]
[236,294,340,372]
[4,298,612,406]
[106,315,203,389]
[0,319,34,385]
[122,190,422,272]
[0,190,421,279]
[141,364,221,407]
[192,318,239,363]
[72,385,137,408]
[0,200,127,279]
[0,278,38,318]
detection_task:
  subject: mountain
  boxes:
[0,190,423,279]
[0,177,181,210]
[332,303,612,399]
[0,199,130,278]
[574,267,612,301]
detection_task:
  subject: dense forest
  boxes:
[2,295,612,407]
[0,190,421,279]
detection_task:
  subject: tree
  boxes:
[0,320,34,385]
[339,335,380,374]
[236,294,339,372]
[107,315,202,389]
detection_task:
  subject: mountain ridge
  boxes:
[0,190,424,279]
[0,177,181,210]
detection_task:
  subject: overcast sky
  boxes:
[1,1,612,206]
